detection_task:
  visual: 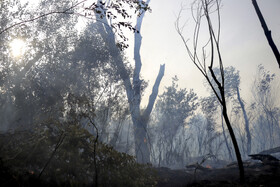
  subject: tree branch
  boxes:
[143,64,165,118]
[252,0,280,68]
[0,0,88,35]
[39,132,65,178]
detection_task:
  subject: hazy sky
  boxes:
[124,0,280,106]
[16,0,280,106]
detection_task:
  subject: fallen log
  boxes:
[249,154,279,164]
[259,146,280,155]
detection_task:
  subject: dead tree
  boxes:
[252,0,280,68]
[175,0,244,183]
[96,0,165,163]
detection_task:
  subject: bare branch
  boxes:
[0,0,88,35]
[143,64,165,118]
[252,0,280,68]
[175,9,206,77]
[176,0,244,183]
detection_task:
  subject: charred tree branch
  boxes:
[252,0,280,68]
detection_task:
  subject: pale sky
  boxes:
[126,0,280,106]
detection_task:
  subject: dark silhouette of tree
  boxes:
[252,0,280,68]
[176,0,244,183]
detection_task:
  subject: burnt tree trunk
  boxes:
[176,0,245,183]
[252,0,280,68]
[221,111,234,161]
[222,102,245,183]
[209,69,245,184]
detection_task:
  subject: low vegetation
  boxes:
[0,122,157,186]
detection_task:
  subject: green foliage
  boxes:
[84,0,151,49]
[0,121,157,186]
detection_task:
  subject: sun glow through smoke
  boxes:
[10,38,26,58]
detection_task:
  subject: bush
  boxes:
[0,122,157,186]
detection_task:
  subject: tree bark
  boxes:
[133,117,150,163]
[252,0,280,68]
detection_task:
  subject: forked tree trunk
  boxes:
[96,0,165,164]
[132,64,165,163]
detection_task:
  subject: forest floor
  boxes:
[1,161,280,186]
[155,162,280,186]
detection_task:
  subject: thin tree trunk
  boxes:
[252,0,280,68]
[236,87,251,155]
[158,150,162,167]
[39,132,65,178]
[221,110,234,161]
[208,68,245,183]
[222,104,245,183]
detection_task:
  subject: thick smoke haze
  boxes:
[0,0,280,186]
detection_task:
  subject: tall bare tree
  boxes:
[96,0,165,163]
[176,0,244,183]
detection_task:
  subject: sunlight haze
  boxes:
[9,38,26,58]
[1,0,280,185]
